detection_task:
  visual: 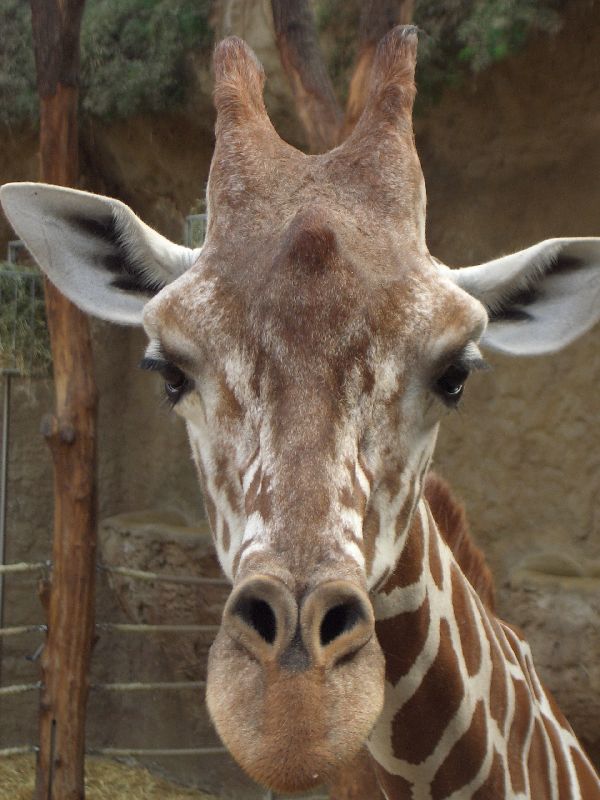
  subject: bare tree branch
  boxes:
[271,0,343,152]
[342,0,415,139]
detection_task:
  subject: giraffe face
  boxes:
[140,33,487,790]
[142,211,485,791]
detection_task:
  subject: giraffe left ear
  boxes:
[453,238,600,356]
[0,182,201,325]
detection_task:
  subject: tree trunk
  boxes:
[29,2,98,799]
[271,0,343,151]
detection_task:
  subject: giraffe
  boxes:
[2,26,600,800]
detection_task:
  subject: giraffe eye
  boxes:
[163,363,191,404]
[139,357,192,405]
[435,364,469,406]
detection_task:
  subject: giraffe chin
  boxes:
[206,628,385,793]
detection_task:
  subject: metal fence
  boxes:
[0,559,327,799]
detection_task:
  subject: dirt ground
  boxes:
[0,755,217,800]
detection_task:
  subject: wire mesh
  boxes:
[0,241,51,379]
[184,213,208,249]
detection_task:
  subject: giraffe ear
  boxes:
[453,238,600,355]
[0,182,200,325]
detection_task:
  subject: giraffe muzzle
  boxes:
[221,575,375,670]
[207,574,385,791]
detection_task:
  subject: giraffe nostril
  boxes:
[301,581,375,667]
[233,596,277,644]
[320,601,363,647]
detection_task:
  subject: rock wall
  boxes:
[0,0,598,788]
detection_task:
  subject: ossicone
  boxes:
[213,36,269,127]
[284,208,338,274]
[370,25,418,118]
[353,24,418,135]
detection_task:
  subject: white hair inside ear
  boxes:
[452,238,600,356]
[0,182,201,325]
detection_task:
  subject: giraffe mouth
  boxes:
[206,575,385,792]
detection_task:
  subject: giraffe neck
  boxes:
[367,498,600,800]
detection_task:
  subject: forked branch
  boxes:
[271,0,343,152]
[271,0,414,148]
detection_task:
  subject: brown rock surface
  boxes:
[99,511,230,681]
[507,553,600,768]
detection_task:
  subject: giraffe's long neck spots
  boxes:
[369,499,600,800]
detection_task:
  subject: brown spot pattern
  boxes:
[363,506,380,578]
[427,510,443,589]
[527,719,553,799]
[221,519,231,552]
[424,473,495,611]
[545,686,577,733]
[231,538,253,578]
[244,467,261,514]
[255,473,273,522]
[376,594,430,685]
[451,566,481,677]
[225,480,242,517]
[214,453,229,491]
[486,625,508,733]
[472,749,505,799]
[387,505,423,589]
[217,374,244,421]
[570,747,600,798]
[373,765,412,799]
[339,463,367,515]
[430,700,487,800]
[391,619,464,764]
[507,678,533,794]
[394,476,417,544]
[544,716,574,800]
[494,620,518,666]
[503,626,537,698]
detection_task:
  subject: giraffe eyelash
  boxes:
[139,356,193,407]
[433,345,490,409]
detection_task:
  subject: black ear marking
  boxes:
[67,212,166,297]
[488,286,538,323]
[69,212,122,248]
[110,273,165,294]
[547,254,584,275]
[488,253,585,324]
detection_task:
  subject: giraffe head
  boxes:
[2,26,599,794]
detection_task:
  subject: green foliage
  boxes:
[456,0,562,70]
[415,0,563,103]
[0,0,212,126]
[81,0,212,119]
[0,0,565,127]
[0,0,37,126]
[0,263,51,378]
[316,0,565,107]
[315,1,361,98]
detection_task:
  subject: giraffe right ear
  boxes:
[0,182,201,325]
